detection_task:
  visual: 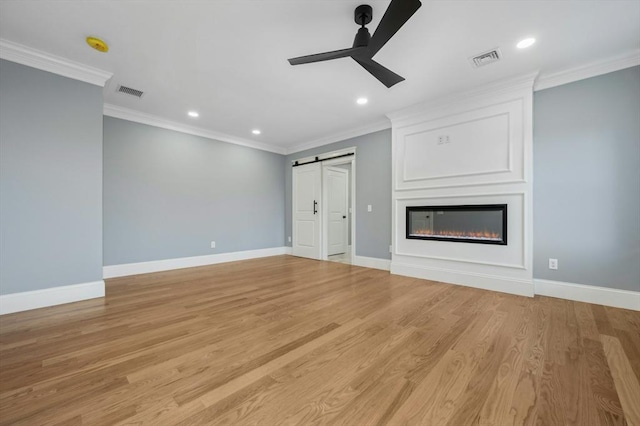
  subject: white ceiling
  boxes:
[1,1,639,153]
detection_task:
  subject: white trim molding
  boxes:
[353,256,391,271]
[103,247,290,279]
[391,262,534,297]
[534,50,640,91]
[104,104,286,155]
[534,279,640,311]
[386,72,538,126]
[286,119,390,155]
[0,39,113,87]
[0,280,105,315]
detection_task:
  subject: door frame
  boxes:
[323,164,351,260]
[291,147,356,262]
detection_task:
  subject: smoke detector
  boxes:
[470,48,502,68]
[116,85,144,98]
[86,36,109,53]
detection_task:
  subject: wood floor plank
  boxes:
[206,323,409,424]
[0,255,639,425]
[601,334,640,426]
[197,318,365,408]
[593,304,617,337]
[615,329,640,381]
[558,300,601,425]
[535,360,568,425]
[387,309,509,424]
[583,337,626,426]
[477,301,534,425]
[507,300,549,426]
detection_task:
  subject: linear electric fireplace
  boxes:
[406,204,507,245]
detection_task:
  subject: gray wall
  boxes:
[285,129,392,260]
[103,117,285,266]
[0,59,104,295]
[533,66,640,291]
[3,59,635,295]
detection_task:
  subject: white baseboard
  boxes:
[353,255,391,271]
[390,262,534,297]
[534,279,640,311]
[0,280,105,315]
[284,246,292,255]
[103,246,290,279]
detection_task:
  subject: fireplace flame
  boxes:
[412,228,501,240]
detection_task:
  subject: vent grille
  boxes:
[116,85,144,98]
[470,49,501,68]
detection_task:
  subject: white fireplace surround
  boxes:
[387,74,536,297]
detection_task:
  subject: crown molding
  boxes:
[285,118,391,155]
[534,50,640,91]
[0,39,112,87]
[104,104,286,155]
[386,72,538,125]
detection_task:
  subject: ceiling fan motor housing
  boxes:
[353,27,371,48]
[353,5,372,48]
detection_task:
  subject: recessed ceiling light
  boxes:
[517,38,536,49]
[188,111,199,118]
[252,129,261,135]
[356,97,368,105]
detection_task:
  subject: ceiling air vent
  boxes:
[116,85,144,98]
[470,49,502,68]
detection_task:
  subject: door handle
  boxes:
[313,200,318,215]
[343,215,346,219]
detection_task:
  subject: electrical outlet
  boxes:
[389,245,393,253]
[211,241,216,249]
[367,205,372,212]
[549,258,558,270]
[438,135,450,145]
[288,236,291,243]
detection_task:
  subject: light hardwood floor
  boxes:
[1,255,639,425]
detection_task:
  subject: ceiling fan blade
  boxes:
[368,0,422,56]
[352,56,405,88]
[288,47,365,65]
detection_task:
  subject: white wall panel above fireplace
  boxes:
[403,113,510,181]
[395,98,525,191]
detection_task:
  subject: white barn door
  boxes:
[292,163,321,259]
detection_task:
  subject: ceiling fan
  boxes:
[288,0,422,88]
